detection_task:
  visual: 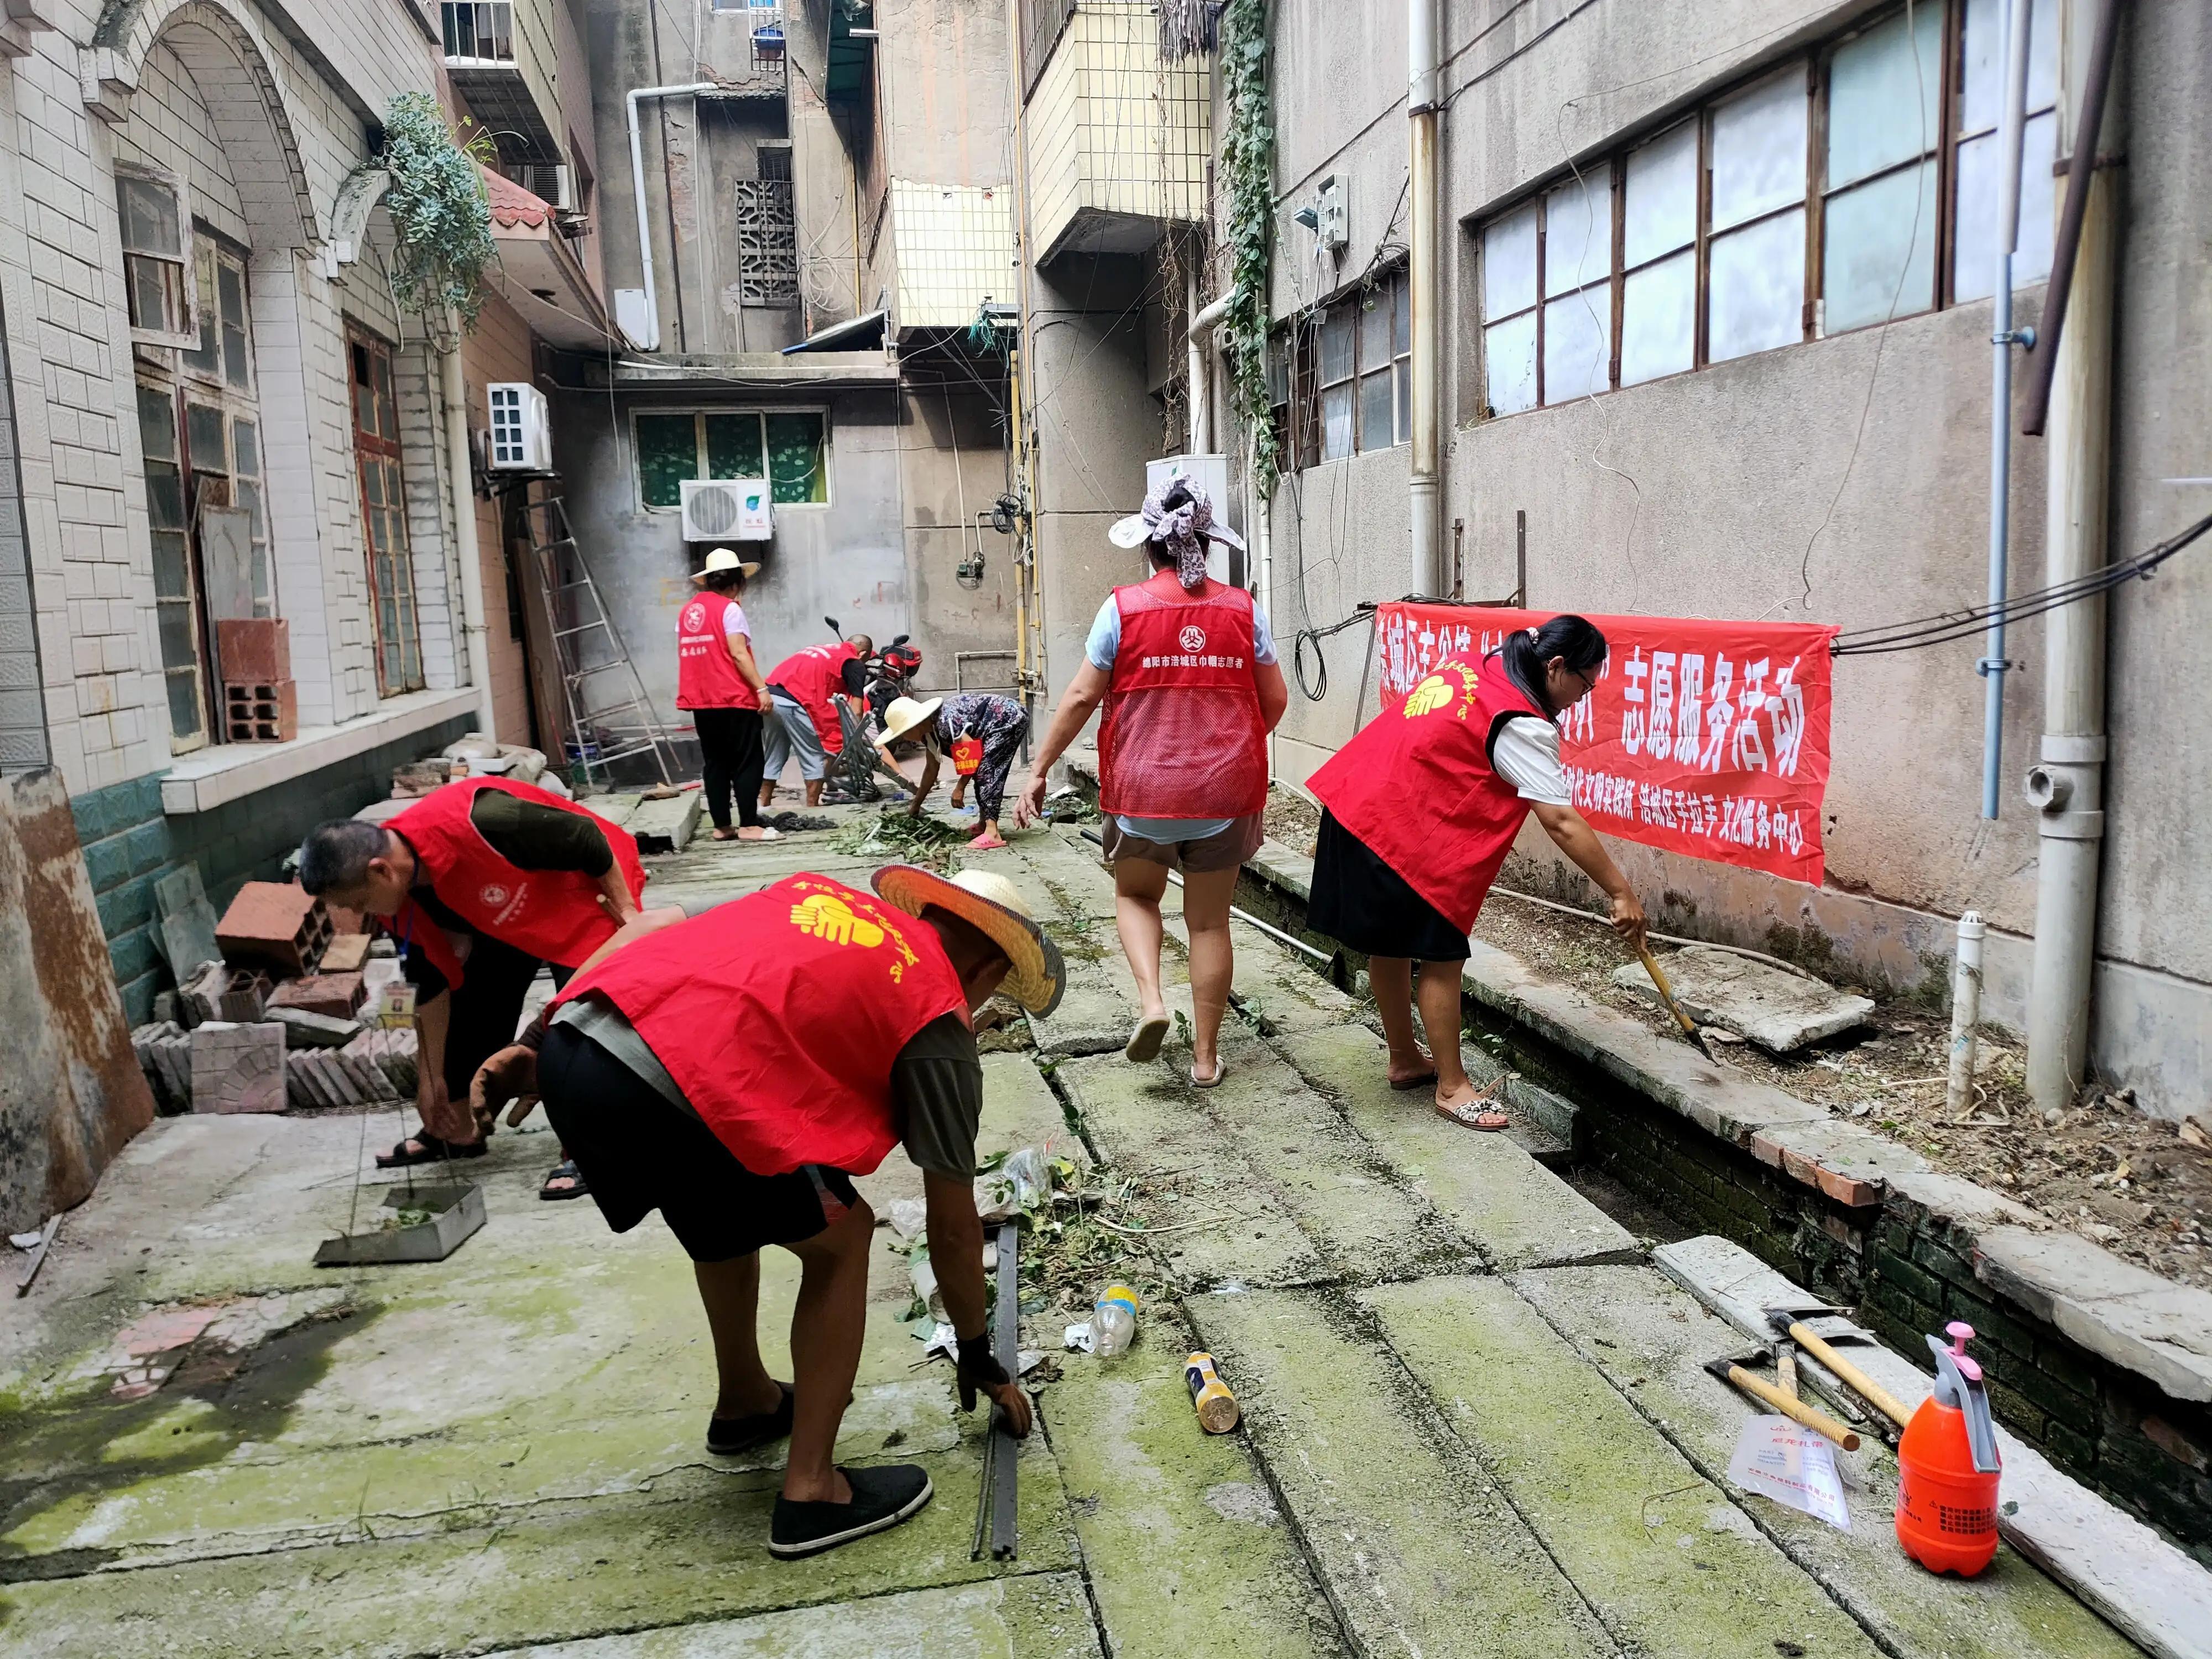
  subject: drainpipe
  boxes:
[625,82,718,352]
[1979,0,2036,817]
[440,342,497,739]
[1186,263,1209,453]
[1407,0,1442,596]
[2025,5,2124,1113]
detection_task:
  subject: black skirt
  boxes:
[1307,809,1472,962]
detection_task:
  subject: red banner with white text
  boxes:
[1373,604,1839,886]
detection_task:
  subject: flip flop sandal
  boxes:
[711,827,740,841]
[1191,1059,1227,1089]
[375,1133,486,1168]
[738,826,781,841]
[1434,1098,1511,1132]
[539,1158,591,1201]
[1124,1013,1171,1063]
[1389,1071,1439,1092]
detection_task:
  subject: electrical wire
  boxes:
[1291,601,1376,701]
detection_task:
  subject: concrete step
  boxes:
[1026,952,1144,1060]
[1366,1274,1884,1659]
[1509,1262,2144,1659]
[1274,1026,1641,1270]
[1048,1301,1349,1659]
[1056,1054,1326,1291]
[1186,1285,1617,1657]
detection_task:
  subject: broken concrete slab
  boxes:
[1510,1263,2146,1659]
[267,1006,357,1048]
[1274,1026,1640,1270]
[1611,945,1872,1053]
[1971,1225,2212,1405]
[1026,953,1140,1060]
[478,1575,1107,1658]
[1367,1274,1885,1659]
[1246,836,1315,903]
[624,789,702,854]
[1653,1234,2212,1659]
[1187,1285,1615,1657]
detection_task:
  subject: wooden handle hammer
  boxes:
[1766,1314,1917,1430]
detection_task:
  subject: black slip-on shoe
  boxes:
[706,1382,795,1456]
[769,1463,933,1558]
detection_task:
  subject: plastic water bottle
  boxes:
[1091,1284,1140,1357]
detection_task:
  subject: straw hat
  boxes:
[691,547,761,581]
[873,865,1065,1015]
[879,695,943,744]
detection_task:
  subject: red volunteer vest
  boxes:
[551,873,969,1177]
[765,642,858,754]
[1098,577,1268,819]
[384,778,649,986]
[1307,652,1550,933]
[675,594,758,711]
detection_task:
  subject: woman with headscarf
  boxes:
[1016,482,1288,1087]
[1305,614,1646,1128]
[876,690,1029,850]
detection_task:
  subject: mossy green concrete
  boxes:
[1274,1027,1640,1270]
[1189,1029,1472,1284]
[481,1572,1105,1657]
[1364,1274,1882,1659]
[1057,1057,1324,1290]
[1507,1265,2144,1659]
[1046,1303,1346,1659]
[1185,1286,1612,1657]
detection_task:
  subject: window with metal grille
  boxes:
[734,174,799,306]
[442,1,514,61]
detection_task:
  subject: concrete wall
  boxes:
[1250,0,2211,1113]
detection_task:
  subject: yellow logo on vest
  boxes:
[1403,674,1454,717]
[789,891,886,948]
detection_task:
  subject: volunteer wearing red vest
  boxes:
[676,548,776,843]
[465,865,1065,1558]
[759,634,873,808]
[1016,482,1288,1087]
[1306,615,1646,1128]
[297,778,647,1177]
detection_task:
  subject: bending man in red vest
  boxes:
[758,634,873,810]
[466,864,1065,1558]
[1305,615,1646,1126]
[297,778,648,1190]
[1016,482,1288,1087]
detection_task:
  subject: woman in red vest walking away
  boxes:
[1016,482,1288,1086]
[1305,615,1646,1127]
[675,549,778,842]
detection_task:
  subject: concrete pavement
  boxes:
[0,813,2142,1655]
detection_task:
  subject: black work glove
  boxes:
[956,1332,1011,1413]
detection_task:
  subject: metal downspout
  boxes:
[625,82,718,353]
[440,342,497,738]
[2026,4,2124,1112]
[1407,0,1442,597]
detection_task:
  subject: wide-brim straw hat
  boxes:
[692,547,762,581]
[879,695,943,744]
[873,864,1065,1016]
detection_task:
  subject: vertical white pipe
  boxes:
[1407,0,1441,595]
[1947,912,1987,1119]
[1186,260,1208,453]
[626,82,717,353]
[2027,13,2121,1114]
[441,343,497,739]
[1979,0,2033,818]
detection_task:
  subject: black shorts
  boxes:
[1307,810,1472,962]
[537,1023,859,1261]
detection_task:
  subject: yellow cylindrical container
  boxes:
[1185,1351,1240,1434]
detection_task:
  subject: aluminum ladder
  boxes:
[521,495,677,789]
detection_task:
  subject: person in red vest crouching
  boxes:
[1016,481,1288,1087]
[1305,615,1647,1128]
[676,548,778,843]
[297,778,647,1196]
[758,634,873,810]
[465,864,1065,1558]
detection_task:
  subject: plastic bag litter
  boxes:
[886,1197,928,1239]
[976,1145,1052,1222]
[1728,1417,1850,1530]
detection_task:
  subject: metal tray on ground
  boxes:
[314,1183,486,1266]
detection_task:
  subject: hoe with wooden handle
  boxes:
[1636,941,1715,1060]
[1765,1311,1917,1432]
[1704,1354,1861,1452]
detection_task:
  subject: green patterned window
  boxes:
[704,412,765,478]
[635,413,698,509]
[766,413,827,503]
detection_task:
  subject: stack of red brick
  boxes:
[216,619,296,743]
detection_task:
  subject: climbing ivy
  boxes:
[1219,0,1277,499]
[379,92,497,328]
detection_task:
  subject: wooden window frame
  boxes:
[348,327,425,697]
[117,164,199,351]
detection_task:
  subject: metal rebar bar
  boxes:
[989,1219,1020,1561]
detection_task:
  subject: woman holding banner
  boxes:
[1305,615,1645,1128]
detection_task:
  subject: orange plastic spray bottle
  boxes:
[1895,1321,2002,1575]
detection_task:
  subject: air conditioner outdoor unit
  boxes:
[681,478,771,541]
[519,164,576,213]
[485,382,551,471]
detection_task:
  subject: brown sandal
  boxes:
[1434,1078,1510,1132]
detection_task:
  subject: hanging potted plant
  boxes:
[377,91,497,337]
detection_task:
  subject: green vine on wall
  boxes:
[1219,0,1276,499]
[379,92,497,328]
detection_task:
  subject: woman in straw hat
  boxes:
[1016,480,1287,1087]
[676,549,776,842]
[467,862,1061,1559]
[878,690,1030,849]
